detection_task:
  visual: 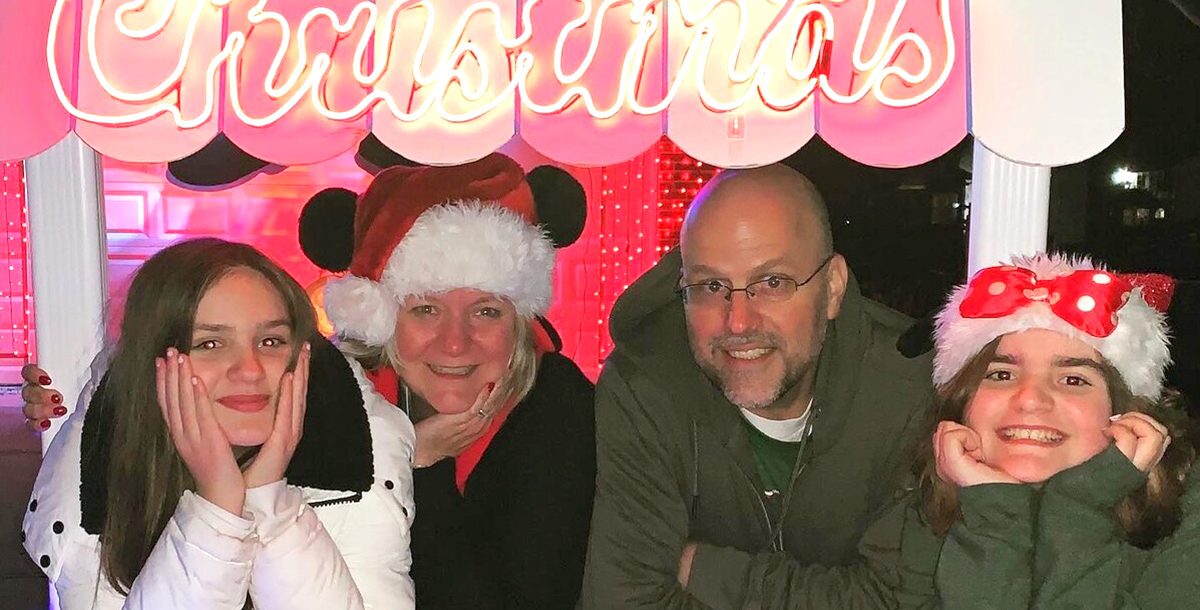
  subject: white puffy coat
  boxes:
[23,348,416,610]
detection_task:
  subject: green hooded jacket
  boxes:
[893,444,1200,609]
[579,249,936,609]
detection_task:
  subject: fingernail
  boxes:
[53,406,67,417]
[1109,414,1122,421]
[39,420,50,430]
[486,382,495,393]
[50,394,62,404]
[38,375,51,385]
[190,377,198,386]
[304,342,311,352]
[177,354,184,364]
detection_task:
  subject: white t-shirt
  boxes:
[739,400,813,443]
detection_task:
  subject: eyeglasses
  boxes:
[678,253,834,307]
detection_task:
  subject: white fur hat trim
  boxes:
[933,253,1171,400]
[323,273,398,346]
[325,201,555,346]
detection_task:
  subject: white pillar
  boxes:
[967,139,1051,275]
[24,133,107,451]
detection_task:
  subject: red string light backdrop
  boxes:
[656,139,721,255]
[549,137,718,376]
[0,162,32,366]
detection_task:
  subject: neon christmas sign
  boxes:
[50,0,955,125]
[14,0,968,167]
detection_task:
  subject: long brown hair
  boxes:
[99,238,316,593]
[915,337,1196,549]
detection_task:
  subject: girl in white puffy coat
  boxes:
[22,238,416,610]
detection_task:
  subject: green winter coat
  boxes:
[893,444,1200,609]
[578,249,936,609]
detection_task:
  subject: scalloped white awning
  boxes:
[0,0,1122,169]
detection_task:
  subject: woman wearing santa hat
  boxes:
[22,153,594,608]
[298,153,596,609]
[891,253,1200,608]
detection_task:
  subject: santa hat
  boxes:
[933,253,1175,400]
[298,153,586,347]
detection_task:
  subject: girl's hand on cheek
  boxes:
[934,421,1020,487]
[1106,412,1170,472]
[244,344,310,489]
[157,349,245,516]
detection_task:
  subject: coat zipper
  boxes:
[692,420,776,549]
[735,464,778,550]
[695,408,819,553]
[770,408,819,552]
[309,492,364,508]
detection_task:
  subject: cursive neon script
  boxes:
[47,0,956,128]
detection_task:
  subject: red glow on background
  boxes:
[100,138,717,380]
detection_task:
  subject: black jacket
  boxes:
[410,352,596,609]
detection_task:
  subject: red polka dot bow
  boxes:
[960,266,1134,338]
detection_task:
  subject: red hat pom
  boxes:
[1122,273,1177,313]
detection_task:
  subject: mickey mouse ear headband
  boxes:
[298,154,586,346]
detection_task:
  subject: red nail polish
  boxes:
[39,420,50,430]
[486,382,495,393]
[53,406,67,417]
[50,394,62,404]
[38,375,51,386]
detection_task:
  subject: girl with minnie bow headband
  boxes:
[298,153,596,609]
[894,253,1200,609]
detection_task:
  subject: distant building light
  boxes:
[1111,167,1138,189]
[1155,207,1166,220]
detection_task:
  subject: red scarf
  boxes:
[363,319,556,493]
[452,400,516,492]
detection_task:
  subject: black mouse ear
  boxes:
[897,315,935,359]
[355,133,422,175]
[299,188,358,272]
[167,134,272,188]
[527,165,587,248]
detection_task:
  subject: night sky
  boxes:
[780,1,1200,403]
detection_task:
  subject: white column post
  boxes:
[967,140,1052,275]
[24,133,107,451]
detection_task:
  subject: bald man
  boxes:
[580,166,935,609]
